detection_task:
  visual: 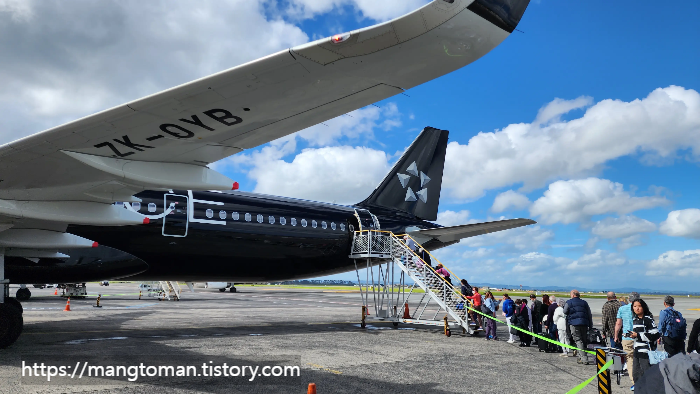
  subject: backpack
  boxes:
[665,309,687,339]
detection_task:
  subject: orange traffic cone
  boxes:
[54,288,58,296]
[307,383,317,394]
[403,302,411,319]
[63,297,71,312]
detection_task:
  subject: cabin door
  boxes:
[162,193,189,237]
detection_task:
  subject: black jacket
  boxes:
[689,318,700,354]
[514,304,530,329]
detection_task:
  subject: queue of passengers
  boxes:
[402,238,699,391]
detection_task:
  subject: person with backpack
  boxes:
[417,247,432,268]
[502,294,517,344]
[658,295,687,357]
[688,318,700,354]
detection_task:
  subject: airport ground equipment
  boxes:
[159,281,181,301]
[595,347,626,389]
[62,283,88,298]
[350,230,477,335]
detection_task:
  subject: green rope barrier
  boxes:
[566,359,614,394]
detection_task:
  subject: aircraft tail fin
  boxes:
[358,127,448,221]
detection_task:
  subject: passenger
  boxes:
[545,296,558,338]
[658,295,687,357]
[616,292,640,388]
[524,298,533,342]
[540,294,551,330]
[688,318,700,354]
[403,235,417,253]
[514,299,531,347]
[482,291,501,341]
[502,294,517,344]
[529,294,543,336]
[434,264,452,286]
[602,291,622,349]
[460,279,473,298]
[553,298,570,357]
[418,247,432,268]
[563,289,593,365]
[629,299,661,384]
[619,296,628,306]
[464,287,483,329]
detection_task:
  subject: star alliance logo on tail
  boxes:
[397,161,430,203]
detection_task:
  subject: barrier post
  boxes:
[596,348,611,394]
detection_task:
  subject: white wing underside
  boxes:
[0,0,513,239]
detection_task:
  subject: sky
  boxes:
[0,0,699,292]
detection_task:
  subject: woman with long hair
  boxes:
[514,299,531,347]
[482,291,501,340]
[629,299,661,383]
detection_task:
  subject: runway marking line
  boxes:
[689,308,700,311]
[306,363,342,375]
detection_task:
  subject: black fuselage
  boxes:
[9,190,434,283]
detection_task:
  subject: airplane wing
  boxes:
[0,0,530,238]
[408,218,536,247]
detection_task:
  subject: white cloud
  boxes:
[617,235,645,251]
[534,96,593,125]
[512,252,570,275]
[566,249,627,271]
[461,248,493,259]
[443,87,700,200]
[491,190,530,213]
[285,0,430,21]
[435,210,472,227]
[0,0,33,21]
[247,146,391,204]
[647,250,700,277]
[296,104,401,147]
[659,209,700,239]
[462,225,554,252]
[530,178,669,225]
[0,0,311,144]
[591,216,657,239]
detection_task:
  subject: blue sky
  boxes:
[220,1,700,292]
[0,1,698,292]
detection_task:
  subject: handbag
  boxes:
[648,343,668,365]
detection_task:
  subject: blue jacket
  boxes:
[563,297,593,328]
[502,299,515,317]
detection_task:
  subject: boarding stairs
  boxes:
[350,230,478,335]
[159,281,181,301]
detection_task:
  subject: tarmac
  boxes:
[0,283,697,394]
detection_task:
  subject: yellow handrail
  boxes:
[354,230,474,306]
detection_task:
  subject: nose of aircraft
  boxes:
[467,0,532,33]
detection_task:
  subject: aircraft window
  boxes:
[148,203,157,212]
[301,219,307,228]
[291,218,297,226]
[257,214,263,223]
[348,224,353,232]
[340,223,346,231]
[322,221,327,229]
[269,216,275,224]
[331,222,336,230]
[232,212,239,220]
[280,217,286,225]
[245,213,252,222]
[219,210,226,220]
[312,220,317,229]
[132,202,141,211]
[206,209,214,218]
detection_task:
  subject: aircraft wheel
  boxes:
[15,288,31,301]
[229,287,237,293]
[4,298,23,314]
[219,288,226,293]
[392,322,399,327]
[0,302,23,349]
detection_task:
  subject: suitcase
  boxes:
[537,335,557,353]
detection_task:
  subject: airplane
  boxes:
[0,0,533,348]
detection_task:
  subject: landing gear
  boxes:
[219,288,226,292]
[229,286,237,293]
[16,287,31,301]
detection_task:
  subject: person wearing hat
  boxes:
[616,292,640,387]
[658,295,687,358]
